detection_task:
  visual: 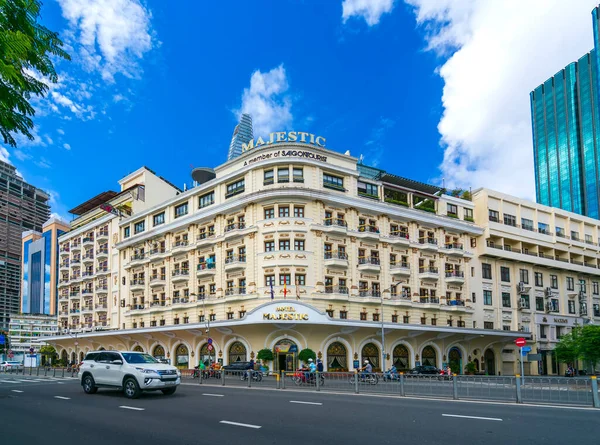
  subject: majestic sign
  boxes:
[242,131,326,152]
[263,306,309,321]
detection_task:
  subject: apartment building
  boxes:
[48,139,522,374]
[472,189,600,375]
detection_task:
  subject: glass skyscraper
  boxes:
[227,114,253,161]
[530,5,600,219]
[21,217,69,316]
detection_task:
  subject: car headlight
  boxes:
[176,369,181,377]
[135,367,159,375]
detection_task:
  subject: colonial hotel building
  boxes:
[48,130,600,376]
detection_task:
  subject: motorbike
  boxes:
[349,373,379,385]
[293,369,325,386]
[240,370,263,382]
[383,369,400,381]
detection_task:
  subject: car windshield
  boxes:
[121,353,158,364]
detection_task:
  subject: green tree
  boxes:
[298,348,316,363]
[39,344,57,364]
[0,0,70,147]
[554,328,580,368]
[256,348,274,362]
[578,325,600,372]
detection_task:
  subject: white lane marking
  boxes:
[203,393,224,397]
[11,390,24,393]
[442,414,502,422]
[21,380,37,383]
[56,382,65,385]
[219,420,262,429]
[29,379,48,382]
[290,400,323,406]
[119,406,145,411]
[0,380,20,384]
[54,396,71,400]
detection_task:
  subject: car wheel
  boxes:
[161,387,177,396]
[123,377,141,399]
[82,374,98,394]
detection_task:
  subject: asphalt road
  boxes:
[0,376,598,445]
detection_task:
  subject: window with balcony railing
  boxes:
[357,181,379,199]
[488,209,499,222]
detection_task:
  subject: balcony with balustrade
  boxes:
[197,262,217,277]
[171,240,191,254]
[445,270,465,284]
[321,217,348,234]
[418,266,439,280]
[171,269,190,282]
[224,222,247,240]
[356,224,380,240]
[96,247,108,260]
[390,262,411,277]
[224,255,246,271]
[387,230,410,246]
[225,286,247,297]
[443,242,465,256]
[130,278,146,291]
[418,237,438,252]
[357,256,381,273]
[150,274,166,287]
[324,251,348,268]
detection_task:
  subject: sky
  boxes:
[1,0,599,221]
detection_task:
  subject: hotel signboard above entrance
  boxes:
[244,301,330,324]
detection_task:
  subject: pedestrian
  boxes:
[317,359,324,373]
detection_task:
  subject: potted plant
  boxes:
[465,361,477,375]
[298,348,316,365]
[256,348,274,374]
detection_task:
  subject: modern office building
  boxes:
[8,314,58,360]
[47,133,544,375]
[0,160,51,331]
[227,114,253,161]
[472,189,600,375]
[55,167,180,336]
[530,5,600,219]
[21,217,70,316]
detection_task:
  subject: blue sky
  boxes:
[2,0,599,220]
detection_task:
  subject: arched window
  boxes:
[393,344,409,370]
[71,352,76,363]
[79,351,84,362]
[484,349,496,375]
[133,345,144,352]
[175,344,189,369]
[326,342,348,371]
[361,343,380,371]
[448,347,462,374]
[422,346,437,367]
[153,345,165,359]
[61,350,68,364]
[228,341,247,364]
[200,343,215,366]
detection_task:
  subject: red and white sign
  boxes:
[515,337,527,348]
[207,344,214,352]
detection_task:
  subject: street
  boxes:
[0,376,598,444]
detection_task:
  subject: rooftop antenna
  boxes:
[358,154,364,164]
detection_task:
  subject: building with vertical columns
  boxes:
[21,217,70,316]
[227,114,253,161]
[47,135,529,375]
[0,160,50,331]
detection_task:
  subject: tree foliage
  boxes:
[0,0,70,147]
[555,325,600,371]
[256,348,274,362]
[298,348,316,363]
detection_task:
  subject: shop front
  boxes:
[47,301,527,375]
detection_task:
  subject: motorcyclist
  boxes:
[360,360,373,380]
[386,364,398,380]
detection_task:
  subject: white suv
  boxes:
[79,351,181,399]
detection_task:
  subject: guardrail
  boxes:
[181,370,600,408]
[0,366,80,378]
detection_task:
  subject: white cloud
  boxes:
[0,147,10,164]
[342,0,395,26]
[45,135,53,145]
[57,129,65,135]
[57,0,154,82]
[404,0,598,199]
[113,94,125,102]
[35,157,52,169]
[238,65,293,137]
[13,149,32,161]
[362,117,395,167]
[63,143,71,150]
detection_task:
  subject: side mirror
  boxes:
[111,359,123,365]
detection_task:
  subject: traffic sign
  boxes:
[207,344,214,352]
[0,334,5,345]
[522,346,532,353]
[29,347,34,353]
[207,338,212,345]
[515,337,527,347]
